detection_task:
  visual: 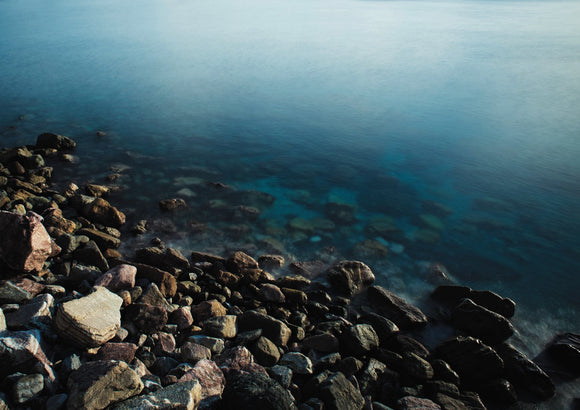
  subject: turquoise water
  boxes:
[1,0,580,361]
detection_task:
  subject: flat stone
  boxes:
[135,246,190,273]
[77,228,121,250]
[55,287,122,347]
[111,380,202,410]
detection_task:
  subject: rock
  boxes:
[258,254,285,270]
[478,378,518,405]
[67,360,143,409]
[318,371,365,410]
[0,281,32,304]
[5,293,54,330]
[0,211,60,272]
[96,343,138,363]
[396,396,441,410]
[171,307,194,331]
[154,332,176,355]
[191,299,227,322]
[81,198,126,227]
[77,228,121,250]
[130,262,177,297]
[139,283,174,312]
[55,287,122,347]
[324,201,357,224]
[545,332,580,374]
[302,333,340,353]
[400,352,433,381]
[341,324,379,356]
[94,264,137,292]
[135,246,190,273]
[226,251,259,274]
[250,336,281,367]
[111,380,202,410]
[276,275,311,290]
[54,233,89,254]
[11,373,44,404]
[289,261,327,278]
[367,286,427,329]
[238,310,292,347]
[203,315,237,339]
[326,260,375,297]
[431,359,460,385]
[46,393,68,410]
[221,372,296,410]
[433,336,504,382]
[180,341,212,363]
[281,288,307,305]
[279,352,313,374]
[451,299,514,344]
[178,359,225,399]
[189,335,225,354]
[358,358,387,394]
[123,303,168,334]
[258,284,286,303]
[0,330,54,380]
[432,285,515,318]
[268,365,293,389]
[36,133,76,150]
[0,308,5,332]
[74,240,109,272]
[359,313,399,345]
[159,198,187,211]
[190,251,226,266]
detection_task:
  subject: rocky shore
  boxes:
[0,133,578,410]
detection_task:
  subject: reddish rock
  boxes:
[95,264,137,292]
[170,307,194,331]
[180,342,212,363]
[96,343,138,363]
[192,299,227,322]
[81,198,126,227]
[216,346,268,379]
[226,251,259,274]
[12,277,46,297]
[179,359,225,399]
[0,211,61,273]
[258,284,286,303]
[154,332,176,355]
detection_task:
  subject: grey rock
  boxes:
[0,281,32,304]
[400,352,433,381]
[110,380,202,410]
[189,335,225,354]
[0,330,54,380]
[180,341,212,363]
[279,352,313,374]
[73,240,109,272]
[5,293,53,330]
[268,365,293,389]
[397,396,441,409]
[12,373,44,404]
[203,315,237,339]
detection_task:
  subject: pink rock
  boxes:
[0,330,55,381]
[95,264,137,292]
[179,359,225,399]
[154,332,176,355]
[170,307,194,331]
[216,346,268,378]
[0,211,61,272]
[96,342,138,363]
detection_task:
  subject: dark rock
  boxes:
[46,393,68,410]
[226,251,259,274]
[123,303,168,334]
[67,360,143,409]
[318,371,365,410]
[203,315,237,339]
[190,251,226,266]
[279,352,313,375]
[258,283,286,303]
[110,380,201,410]
[431,359,460,385]
[77,228,121,250]
[0,211,60,272]
[159,198,187,211]
[360,313,399,345]
[302,333,340,353]
[387,334,430,358]
[250,336,281,367]
[5,293,53,330]
[545,332,580,374]
[123,261,177,297]
[0,281,32,304]
[367,286,427,329]
[170,307,194,331]
[326,260,375,297]
[400,352,434,381]
[478,378,518,405]
[135,246,190,273]
[81,197,126,227]
[432,336,503,382]
[431,393,467,410]
[0,330,55,381]
[496,343,555,399]
[451,299,514,344]
[324,201,357,224]
[431,285,515,318]
[259,254,285,270]
[238,310,292,347]
[277,275,311,289]
[95,342,138,363]
[180,341,212,363]
[335,357,364,377]
[289,260,327,278]
[36,133,76,150]
[341,324,379,356]
[396,396,441,410]
[221,372,296,410]
[281,288,308,305]
[268,365,293,389]
[358,358,387,395]
[74,240,109,272]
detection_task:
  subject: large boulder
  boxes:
[55,287,123,347]
[67,360,143,409]
[451,299,514,344]
[221,372,296,410]
[367,286,427,329]
[0,211,60,272]
[326,261,375,296]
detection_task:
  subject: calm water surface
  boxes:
[1,0,580,396]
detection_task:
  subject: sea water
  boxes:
[1,0,579,403]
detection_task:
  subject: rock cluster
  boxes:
[0,134,575,409]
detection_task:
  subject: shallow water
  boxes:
[1,0,580,403]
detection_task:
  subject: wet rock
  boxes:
[0,281,32,304]
[67,360,143,409]
[159,198,187,211]
[451,299,514,344]
[123,303,168,334]
[5,293,53,330]
[250,336,281,367]
[432,336,504,382]
[74,240,109,272]
[496,343,554,399]
[259,254,285,270]
[36,133,76,151]
[226,251,259,274]
[238,310,292,347]
[94,264,137,292]
[110,380,202,410]
[77,228,121,250]
[55,287,122,347]
[258,283,286,303]
[324,201,357,224]
[95,342,138,363]
[545,332,580,374]
[326,260,375,297]
[179,359,225,399]
[0,330,54,381]
[203,315,237,339]
[192,299,227,322]
[318,371,365,410]
[277,275,311,290]
[367,286,427,329]
[280,352,313,374]
[190,251,226,266]
[11,373,44,404]
[81,197,126,227]
[221,372,296,410]
[0,211,60,272]
[397,396,441,410]
[135,246,190,273]
[180,341,212,363]
[341,324,379,356]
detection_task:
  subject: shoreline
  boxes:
[0,133,578,409]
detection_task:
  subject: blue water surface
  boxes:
[1,0,580,381]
